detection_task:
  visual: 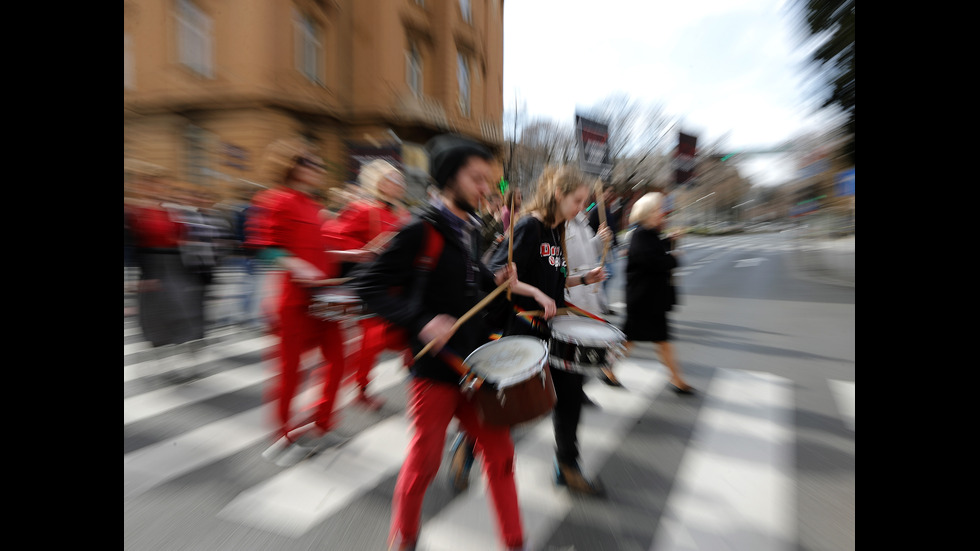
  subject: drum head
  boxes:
[464,336,548,388]
[549,316,625,345]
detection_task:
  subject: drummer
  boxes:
[246,138,374,467]
[472,164,608,496]
[356,133,554,551]
[322,159,412,410]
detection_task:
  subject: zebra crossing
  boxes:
[124,315,854,551]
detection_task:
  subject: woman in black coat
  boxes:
[622,192,694,394]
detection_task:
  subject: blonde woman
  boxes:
[622,192,694,394]
[482,164,609,495]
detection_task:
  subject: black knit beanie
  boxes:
[425,134,493,189]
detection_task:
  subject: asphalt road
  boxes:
[124,229,854,551]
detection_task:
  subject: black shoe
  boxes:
[669,383,695,395]
[554,458,605,496]
[448,433,475,492]
[581,393,599,408]
[598,367,623,387]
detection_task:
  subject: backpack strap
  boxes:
[414,221,443,272]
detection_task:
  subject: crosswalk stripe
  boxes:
[123,356,409,500]
[651,369,794,551]
[418,358,668,551]
[217,414,412,538]
[828,380,854,431]
[123,334,277,383]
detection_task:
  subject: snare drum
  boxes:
[463,336,557,427]
[548,316,627,374]
[309,286,372,322]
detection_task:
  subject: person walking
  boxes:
[588,181,622,314]
[622,192,694,394]
[469,164,609,496]
[321,159,412,410]
[126,168,208,379]
[247,138,372,467]
[356,133,553,551]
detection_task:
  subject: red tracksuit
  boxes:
[248,187,346,439]
[322,199,410,387]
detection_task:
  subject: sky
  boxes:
[502,0,840,186]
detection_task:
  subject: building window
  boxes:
[459,0,471,24]
[294,9,324,85]
[407,42,423,97]
[176,0,214,78]
[184,123,213,187]
[457,52,470,117]
[124,33,135,90]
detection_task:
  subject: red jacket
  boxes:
[248,187,337,306]
[321,199,409,250]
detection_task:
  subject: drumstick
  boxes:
[596,180,610,267]
[306,277,354,287]
[593,181,610,294]
[506,190,515,301]
[363,231,395,253]
[517,307,571,318]
[414,280,512,361]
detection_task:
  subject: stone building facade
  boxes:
[124,0,505,203]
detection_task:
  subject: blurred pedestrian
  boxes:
[564,201,612,317]
[622,192,694,394]
[563,199,622,391]
[469,164,608,497]
[356,133,552,551]
[321,159,412,410]
[247,138,371,467]
[479,189,505,260]
[588,181,622,314]
[126,170,208,379]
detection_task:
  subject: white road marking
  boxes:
[828,380,855,431]
[123,357,408,500]
[651,369,795,551]
[418,358,668,551]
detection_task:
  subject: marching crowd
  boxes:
[124,134,692,551]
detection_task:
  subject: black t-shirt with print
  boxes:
[488,215,566,338]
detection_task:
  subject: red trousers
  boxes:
[353,317,387,388]
[389,378,524,548]
[268,300,346,439]
[354,318,415,384]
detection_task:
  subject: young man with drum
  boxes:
[480,164,609,496]
[356,134,554,551]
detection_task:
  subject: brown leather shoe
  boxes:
[599,367,623,387]
[555,459,605,496]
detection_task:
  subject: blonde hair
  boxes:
[523,164,591,229]
[357,159,402,198]
[629,192,664,226]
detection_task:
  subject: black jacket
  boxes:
[625,226,678,313]
[356,204,497,385]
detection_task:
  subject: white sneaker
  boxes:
[261,435,291,462]
[274,434,318,467]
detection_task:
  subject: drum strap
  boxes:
[435,346,486,391]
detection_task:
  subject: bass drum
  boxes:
[463,336,556,427]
